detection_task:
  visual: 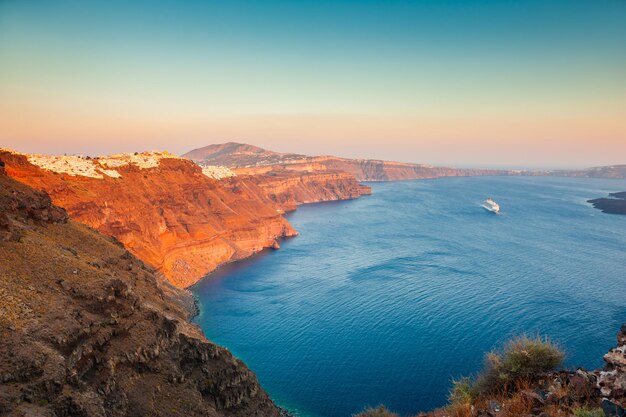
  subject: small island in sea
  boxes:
[588,191,626,214]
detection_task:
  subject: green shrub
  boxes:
[573,407,604,417]
[448,377,474,405]
[474,335,564,394]
[353,405,399,417]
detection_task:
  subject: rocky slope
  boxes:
[184,142,307,167]
[0,167,282,417]
[1,150,297,288]
[184,142,520,181]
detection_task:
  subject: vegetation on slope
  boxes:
[355,333,626,417]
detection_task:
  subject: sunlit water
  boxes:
[193,176,626,417]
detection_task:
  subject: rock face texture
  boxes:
[184,142,518,181]
[241,168,372,212]
[1,151,297,288]
[0,171,281,417]
[2,149,370,288]
[598,324,626,405]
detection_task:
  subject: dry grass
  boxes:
[444,402,473,417]
[353,405,399,417]
[473,335,564,395]
[439,335,567,417]
[502,390,534,416]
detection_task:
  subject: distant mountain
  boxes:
[184,143,626,181]
[183,142,521,181]
[184,142,307,167]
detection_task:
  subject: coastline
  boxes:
[188,175,626,417]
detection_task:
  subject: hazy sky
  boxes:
[1,0,625,168]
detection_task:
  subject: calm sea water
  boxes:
[193,176,626,417]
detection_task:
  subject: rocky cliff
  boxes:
[239,168,372,212]
[0,169,282,417]
[1,149,371,288]
[306,156,517,181]
[1,150,297,288]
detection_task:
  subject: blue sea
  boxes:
[193,176,626,417]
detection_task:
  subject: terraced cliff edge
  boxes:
[240,168,372,212]
[0,168,282,417]
[185,142,626,181]
[1,149,369,288]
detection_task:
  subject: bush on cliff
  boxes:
[448,377,475,405]
[473,335,564,395]
[353,405,399,417]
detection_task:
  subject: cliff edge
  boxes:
[1,150,297,288]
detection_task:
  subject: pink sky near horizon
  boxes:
[1,104,625,169]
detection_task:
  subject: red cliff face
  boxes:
[1,151,297,288]
[1,150,370,288]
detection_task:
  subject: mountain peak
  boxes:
[182,143,304,167]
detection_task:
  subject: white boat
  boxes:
[482,198,500,214]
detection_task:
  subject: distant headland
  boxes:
[588,191,626,215]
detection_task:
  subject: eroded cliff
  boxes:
[1,151,297,288]
[1,149,372,288]
[0,169,282,417]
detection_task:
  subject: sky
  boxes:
[1,0,625,168]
